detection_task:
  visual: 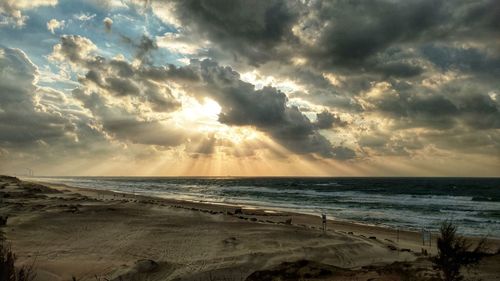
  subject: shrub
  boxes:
[0,240,36,281]
[432,221,486,281]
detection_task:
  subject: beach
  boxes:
[1,175,499,281]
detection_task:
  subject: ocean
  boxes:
[28,177,500,237]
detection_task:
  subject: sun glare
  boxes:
[174,97,220,122]
[202,98,222,116]
[174,97,260,145]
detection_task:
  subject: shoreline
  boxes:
[30,178,500,241]
[30,179,500,252]
[2,176,499,281]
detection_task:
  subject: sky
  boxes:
[0,0,499,177]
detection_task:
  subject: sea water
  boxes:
[27,177,500,237]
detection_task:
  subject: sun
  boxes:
[201,98,222,116]
[173,97,260,144]
[175,97,221,122]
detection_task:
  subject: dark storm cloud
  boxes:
[374,62,424,78]
[171,0,298,65]
[364,80,500,131]
[66,48,355,157]
[49,34,350,155]
[140,64,200,82]
[136,35,158,62]
[160,0,500,84]
[104,77,140,96]
[304,0,444,69]
[175,0,497,70]
[165,0,447,76]
[109,59,135,77]
[377,93,459,130]
[441,83,500,130]
[421,44,500,77]
[314,111,348,129]
[458,0,500,33]
[331,146,357,160]
[279,68,365,112]
[170,59,356,159]
[44,0,500,160]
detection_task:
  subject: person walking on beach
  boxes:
[321,213,327,232]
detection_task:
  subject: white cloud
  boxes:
[0,0,57,27]
[86,0,128,10]
[46,18,64,34]
[74,13,96,21]
[156,33,207,55]
[149,1,181,28]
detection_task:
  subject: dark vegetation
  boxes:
[432,221,487,281]
[0,241,36,281]
[245,260,348,281]
[1,176,35,281]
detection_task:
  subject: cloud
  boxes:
[314,111,348,129]
[136,35,158,62]
[72,88,187,147]
[148,0,499,160]
[46,18,64,34]
[49,31,356,159]
[0,46,79,149]
[49,35,187,148]
[0,0,58,27]
[168,59,356,159]
[358,80,500,131]
[156,32,206,55]
[155,0,439,74]
[301,0,444,69]
[151,0,500,87]
[0,52,101,165]
[168,0,298,65]
[421,44,500,78]
[73,13,96,21]
[86,0,129,10]
[50,35,97,65]
[103,17,113,32]
[3,0,499,173]
[51,36,180,113]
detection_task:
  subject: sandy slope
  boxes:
[1,176,499,281]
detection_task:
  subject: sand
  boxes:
[1,175,499,281]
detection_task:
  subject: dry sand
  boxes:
[1,176,499,281]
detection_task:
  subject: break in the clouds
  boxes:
[0,0,499,176]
